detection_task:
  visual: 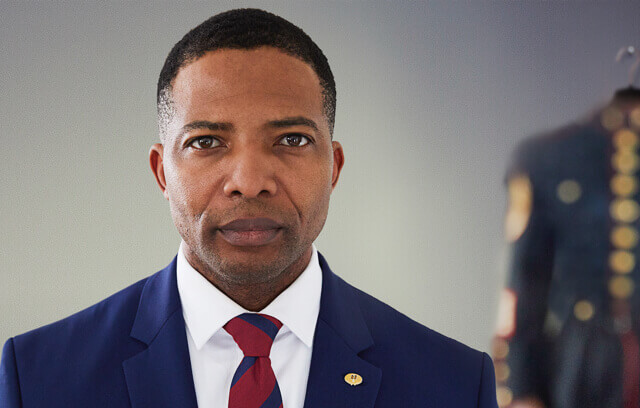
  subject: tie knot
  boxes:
[224,313,283,357]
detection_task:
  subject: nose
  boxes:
[222,148,278,199]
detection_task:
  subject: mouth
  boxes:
[218,217,283,247]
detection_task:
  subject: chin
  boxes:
[200,240,277,267]
[213,258,288,285]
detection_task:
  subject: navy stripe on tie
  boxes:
[238,313,280,340]
[230,356,256,388]
[260,382,283,408]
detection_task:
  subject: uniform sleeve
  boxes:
[0,338,23,407]
[492,140,555,406]
[478,352,499,408]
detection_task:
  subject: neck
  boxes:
[185,247,313,311]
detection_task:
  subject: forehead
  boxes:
[170,47,325,128]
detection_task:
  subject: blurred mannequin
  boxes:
[493,92,640,408]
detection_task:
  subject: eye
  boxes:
[189,136,221,149]
[279,134,310,147]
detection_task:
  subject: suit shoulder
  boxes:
[349,284,491,404]
[352,285,484,363]
[6,267,172,407]
[12,273,151,350]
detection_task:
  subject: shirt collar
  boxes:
[176,242,322,350]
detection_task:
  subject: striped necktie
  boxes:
[224,313,284,408]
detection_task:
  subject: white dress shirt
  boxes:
[176,242,322,408]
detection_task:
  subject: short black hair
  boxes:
[157,8,336,139]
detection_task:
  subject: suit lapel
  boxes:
[120,253,381,408]
[122,258,198,408]
[304,253,382,408]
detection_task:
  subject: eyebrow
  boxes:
[178,121,233,139]
[266,116,319,132]
[177,116,319,140]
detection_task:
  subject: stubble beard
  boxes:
[176,206,313,292]
[171,192,330,303]
[194,227,308,288]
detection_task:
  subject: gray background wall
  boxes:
[2,1,640,352]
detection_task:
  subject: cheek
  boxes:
[302,181,332,241]
[293,162,333,219]
[164,161,217,219]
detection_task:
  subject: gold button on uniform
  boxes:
[611,175,638,197]
[344,373,363,386]
[610,250,635,274]
[612,151,640,174]
[610,199,640,223]
[630,107,640,130]
[496,386,513,407]
[614,128,639,150]
[601,106,625,131]
[494,362,511,382]
[556,180,582,204]
[609,276,634,299]
[611,226,639,249]
[573,300,595,321]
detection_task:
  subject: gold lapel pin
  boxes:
[344,373,363,386]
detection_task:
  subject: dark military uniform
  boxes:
[493,100,640,408]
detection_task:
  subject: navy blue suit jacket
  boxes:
[1,253,498,407]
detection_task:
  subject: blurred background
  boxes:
[2,1,640,352]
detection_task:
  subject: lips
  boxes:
[218,217,283,246]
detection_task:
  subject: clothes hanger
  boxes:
[612,45,640,105]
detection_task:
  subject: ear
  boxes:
[149,143,169,200]
[330,141,344,191]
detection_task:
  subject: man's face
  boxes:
[150,47,343,287]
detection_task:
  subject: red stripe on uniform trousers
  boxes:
[622,331,640,408]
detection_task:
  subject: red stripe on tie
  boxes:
[225,317,276,357]
[229,357,276,407]
[225,314,283,408]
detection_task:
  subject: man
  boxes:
[1,9,498,408]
